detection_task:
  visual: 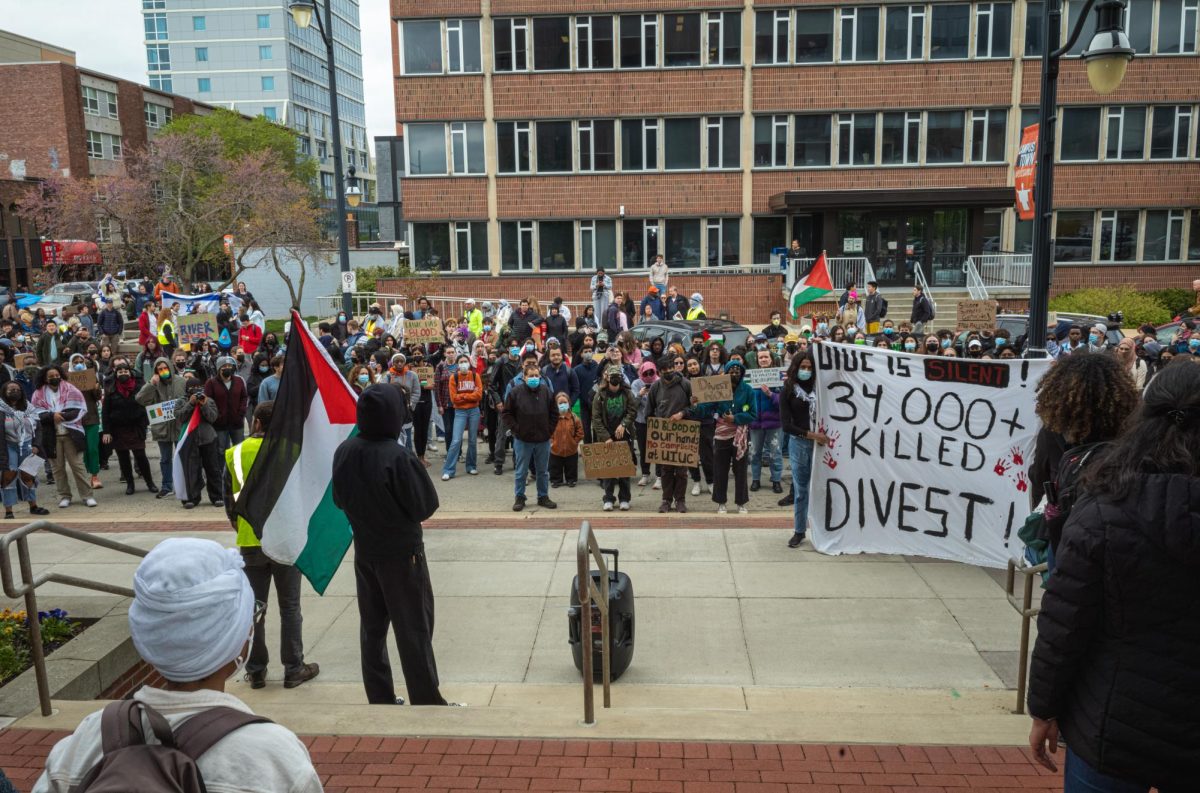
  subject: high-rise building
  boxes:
[142,0,375,203]
[390,0,1200,317]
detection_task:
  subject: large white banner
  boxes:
[809,343,1052,568]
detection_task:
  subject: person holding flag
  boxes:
[172,377,224,509]
[788,251,834,319]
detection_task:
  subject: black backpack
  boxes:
[74,700,271,793]
[1042,441,1109,553]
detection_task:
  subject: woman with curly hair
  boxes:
[1028,351,1140,556]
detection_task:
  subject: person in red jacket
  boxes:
[238,321,263,355]
[202,355,249,450]
[440,354,483,480]
[137,301,157,347]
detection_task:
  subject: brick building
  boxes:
[390,0,1200,319]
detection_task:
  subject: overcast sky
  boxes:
[3,0,395,151]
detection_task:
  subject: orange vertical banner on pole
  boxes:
[1014,124,1038,221]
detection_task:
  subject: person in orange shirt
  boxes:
[549,391,584,488]
[440,353,483,480]
[153,273,179,303]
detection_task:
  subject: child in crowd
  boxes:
[549,391,583,488]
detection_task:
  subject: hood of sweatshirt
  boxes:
[356,383,403,441]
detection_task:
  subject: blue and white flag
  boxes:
[160,291,242,315]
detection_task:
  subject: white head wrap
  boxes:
[128,538,254,683]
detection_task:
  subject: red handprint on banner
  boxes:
[826,429,841,450]
[1010,446,1024,466]
[994,459,1011,476]
[1016,472,1029,492]
[823,451,837,470]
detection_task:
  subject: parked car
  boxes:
[629,319,751,351]
[1154,319,1196,345]
[994,312,1123,347]
[34,281,99,317]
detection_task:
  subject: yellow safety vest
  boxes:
[225,436,264,547]
[686,307,706,321]
[157,318,175,346]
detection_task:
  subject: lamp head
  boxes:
[345,164,362,208]
[1083,0,1134,95]
[288,0,316,29]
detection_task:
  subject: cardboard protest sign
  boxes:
[957,300,997,331]
[414,365,435,389]
[580,442,637,479]
[405,317,444,343]
[176,312,218,345]
[748,367,785,388]
[645,417,700,467]
[13,353,36,370]
[146,400,177,426]
[809,342,1052,568]
[67,368,98,391]
[691,375,731,403]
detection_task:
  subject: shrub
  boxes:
[0,607,82,685]
[1146,288,1198,318]
[1049,287,1171,328]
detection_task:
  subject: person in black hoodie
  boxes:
[502,359,559,512]
[331,385,448,707]
[1027,359,1200,788]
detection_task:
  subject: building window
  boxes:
[498,121,532,173]
[197,77,211,93]
[259,45,273,60]
[536,121,573,172]
[450,122,484,174]
[665,219,701,268]
[82,87,117,118]
[840,7,880,62]
[1098,209,1138,261]
[317,140,327,161]
[494,18,529,72]
[707,218,739,267]
[539,221,575,269]
[620,14,658,68]
[533,17,571,70]
[623,219,659,269]
[195,47,208,62]
[261,76,275,91]
[455,221,488,271]
[263,107,277,122]
[795,9,834,62]
[580,220,617,270]
[110,134,122,159]
[971,109,1008,162]
[86,131,104,159]
[930,4,971,58]
[794,114,832,166]
[621,119,659,171]
[1105,106,1147,160]
[143,0,164,9]
[754,115,789,167]
[257,13,270,29]
[192,15,205,31]
[706,116,740,169]
[145,12,167,40]
[882,111,921,164]
[1060,107,1101,160]
[1123,0,1153,53]
[753,217,787,264]
[144,102,172,128]
[975,2,1012,57]
[1054,210,1094,261]
[576,15,614,69]
[147,44,171,71]
[1189,210,1200,259]
[150,76,172,92]
[578,120,616,171]
[81,86,99,115]
[412,223,451,270]
[756,9,790,64]
[838,113,877,166]
[501,221,535,271]
[1150,105,1192,158]
[97,217,112,244]
[665,118,701,170]
[926,110,965,163]
[402,20,443,74]
[1158,0,1199,54]
[707,11,741,65]
[407,123,448,175]
[885,5,925,61]
[1024,1,1043,57]
[1065,0,1098,55]
[664,13,701,67]
[1143,210,1184,260]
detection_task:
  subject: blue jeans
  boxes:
[217,427,244,451]
[1064,747,1169,793]
[2,440,35,507]
[513,438,550,501]
[442,406,479,477]
[157,441,174,491]
[749,427,782,483]
[593,296,610,333]
[789,436,814,537]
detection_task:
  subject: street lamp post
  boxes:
[1025,0,1133,357]
[289,0,356,317]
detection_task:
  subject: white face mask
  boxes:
[231,625,254,678]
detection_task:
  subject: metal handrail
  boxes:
[912,262,937,311]
[1004,557,1047,715]
[963,257,989,301]
[0,520,148,716]
[575,520,612,725]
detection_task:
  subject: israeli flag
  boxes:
[160,290,243,315]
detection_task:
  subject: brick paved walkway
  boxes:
[52,517,793,533]
[1,729,1063,792]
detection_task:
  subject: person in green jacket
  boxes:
[693,359,756,514]
[223,400,319,691]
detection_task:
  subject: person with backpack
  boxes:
[909,284,935,335]
[33,537,322,793]
[863,281,887,335]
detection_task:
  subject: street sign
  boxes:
[341,271,357,294]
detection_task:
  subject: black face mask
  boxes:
[117,373,131,383]
[46,378,61,388]
[220,368,234,379]
[730,374,743,386]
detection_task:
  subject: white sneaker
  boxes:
[691,482,701,497]
[637,475,648,487]
[428,443,439,452]
[717,503,727,514]
[441,473,451,481]
[651,477,662,490]
[603,502,614,511]
[619,501,630,511]
[85,498,98,508]
[58,498,70,509]
[467,469,478,475]
[738,505,749,515]
[705,482,713,494]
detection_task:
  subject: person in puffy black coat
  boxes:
[1027,359,1200,789]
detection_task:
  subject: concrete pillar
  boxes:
[483,0,501,275]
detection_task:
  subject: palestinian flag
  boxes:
[234,310,357,594]
[789,251,834,318]
[171,404,203,504]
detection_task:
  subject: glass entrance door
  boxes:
[871,216,905,286]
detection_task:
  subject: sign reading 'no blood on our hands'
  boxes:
[808,342,1052,569]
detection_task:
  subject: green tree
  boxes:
[160,107,318,189]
